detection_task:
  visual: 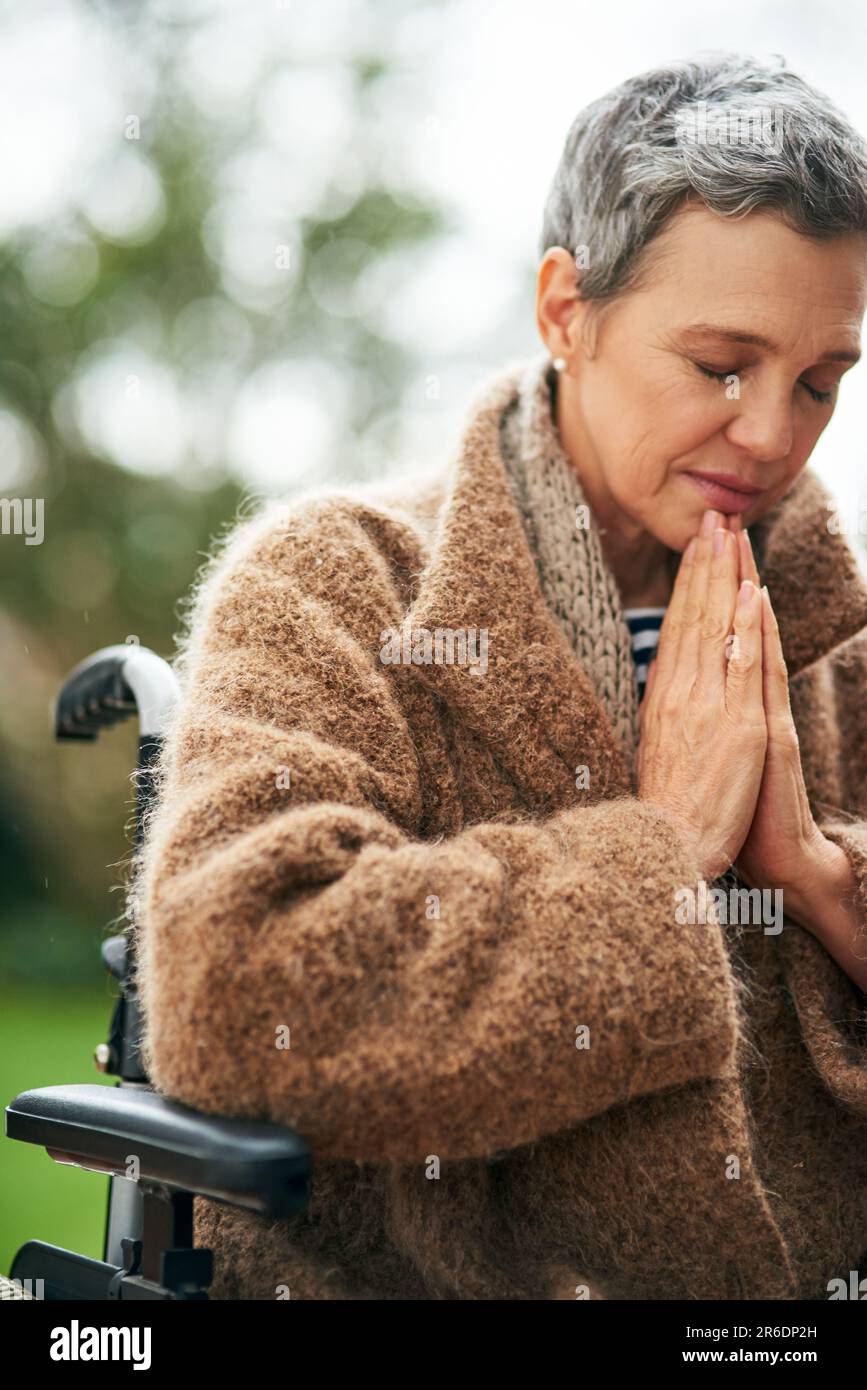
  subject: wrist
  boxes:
[781,833,850,936]
[640,796,721,880]
[779,834,867,995]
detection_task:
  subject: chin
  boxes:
[646,517,696,553]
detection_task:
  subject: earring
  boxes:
[552,356,567,372]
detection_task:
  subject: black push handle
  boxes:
[54,643,180,742]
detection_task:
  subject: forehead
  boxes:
[636,204,867,338]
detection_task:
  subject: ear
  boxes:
[536,247,584,361]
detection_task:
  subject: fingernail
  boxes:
[701,510,718,537]
[713,527,728,557]
[738,580,756,608]
[683,537,697,564]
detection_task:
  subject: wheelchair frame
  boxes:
[4,644,311,1300]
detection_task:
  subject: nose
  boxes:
[723,383,794,465]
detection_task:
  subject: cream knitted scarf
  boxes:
[497,352,753,925]
[498,353,642,785]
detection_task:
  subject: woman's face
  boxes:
[545,204,867,552]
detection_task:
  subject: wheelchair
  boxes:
[3,644,311,1300]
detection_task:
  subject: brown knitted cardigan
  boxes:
[135,350,867,1301]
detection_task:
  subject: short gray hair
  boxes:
[539,52,867,300]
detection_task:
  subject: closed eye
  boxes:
[693,360,835,405]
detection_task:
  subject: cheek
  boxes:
[616,404,730,549]
[663,393,731,461]
[614,398,722,501]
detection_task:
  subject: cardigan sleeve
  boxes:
[134,501,741,1164]
[775,634,867,1116]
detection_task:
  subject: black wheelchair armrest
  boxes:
[6,1084,310,1219]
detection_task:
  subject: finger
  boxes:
[676,513,722,674]
[761,585,792,721]
[737,528,761,588]
[651,540,695,685]
[654,509,722,685]
[698,526,739,688]
[725,579,764,712]
[728,514,743,533]
[641,653,658,713]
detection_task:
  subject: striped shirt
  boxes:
[623,607,666,702]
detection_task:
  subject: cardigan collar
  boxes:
[404,350,867,808]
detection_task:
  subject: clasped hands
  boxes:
[637,508,856,956]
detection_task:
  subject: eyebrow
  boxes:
[680,322,862,365]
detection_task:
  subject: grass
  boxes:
[0,986,117,1277]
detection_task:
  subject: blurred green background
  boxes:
[0,0,476,1275]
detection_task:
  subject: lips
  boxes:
[683,470,764,515]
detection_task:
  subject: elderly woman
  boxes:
[136,54,867,1300]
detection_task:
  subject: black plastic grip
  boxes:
[55,646,139,741]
